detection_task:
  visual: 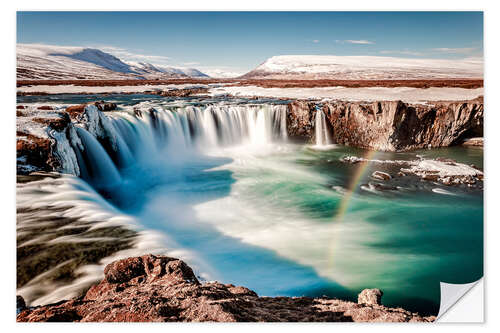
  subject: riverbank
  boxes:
[17,254,436,322]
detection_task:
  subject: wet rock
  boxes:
[366,182,398,191]
[422,174,439,181]
[66,101,117,119]
[17,255,434,323]
[133,107,143,117]
[440,177,453,185]
[37,105,54,110]
[94,101,117,111]
[341,156,364,164]
[17,295,26,314]
[462,137,483,147]
[65,104,87,118]
[16,135,53,173]
[358,289,383,306]
[372,171,391,181]
[32,113,71,131]
[158,88,208,97]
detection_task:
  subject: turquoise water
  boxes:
[17,95,483,315]
[110,143,483,315]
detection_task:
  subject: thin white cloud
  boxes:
[432,47,476,54]
[344,40,375,45]
[312,40,320,43]
[182,62,201,66]
[97,46,171,64]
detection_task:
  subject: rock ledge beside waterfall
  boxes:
[17,254,435,322]
[287,98,483,151]
[16,97,484,175]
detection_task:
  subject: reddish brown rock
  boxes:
[65,101,116,119]
[31,114,71,131]
[65,104,87,118]
[17,255,435,323]
[287,98,483,151]
[16,135,53,172]
[422,174,440,181]
[286,101,316,139]
[37,105,54,110]
[16,79,484,89]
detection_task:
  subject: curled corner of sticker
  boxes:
[436,278,483,322]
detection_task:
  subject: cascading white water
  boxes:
[74,127,122,187]
[54,103,289,183]
[19,98,485,314]
[315,109,331,146]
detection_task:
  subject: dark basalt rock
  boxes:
[94,100,117,111]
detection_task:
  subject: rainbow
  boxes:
[327,149,379,274]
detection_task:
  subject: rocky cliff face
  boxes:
[287,98,483,151]
[17,255,435,322]
[16,97,484,175]
[16,101,118,175]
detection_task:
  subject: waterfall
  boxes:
[74,127,122,188]
[53,103,289,184]
[315,109,331,146]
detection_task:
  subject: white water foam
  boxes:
[315,109,331,147]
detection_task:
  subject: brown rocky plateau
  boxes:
[17,254,435,322]
[17,78,483,89]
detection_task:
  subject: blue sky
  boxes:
[17,11,483,75]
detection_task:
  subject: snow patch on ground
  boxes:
[17,43,209,79]
[402,159,482,178]
[249,55,483,79]
[16,105,65,138]
[209,85,483,103]
[17,83,215,94]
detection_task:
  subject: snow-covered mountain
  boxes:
[17,44,209,80]
[241,55,483,80]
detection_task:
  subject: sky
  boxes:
[17,11,483,76]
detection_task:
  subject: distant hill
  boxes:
[17,44,209,80]
[241,55,483,80]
